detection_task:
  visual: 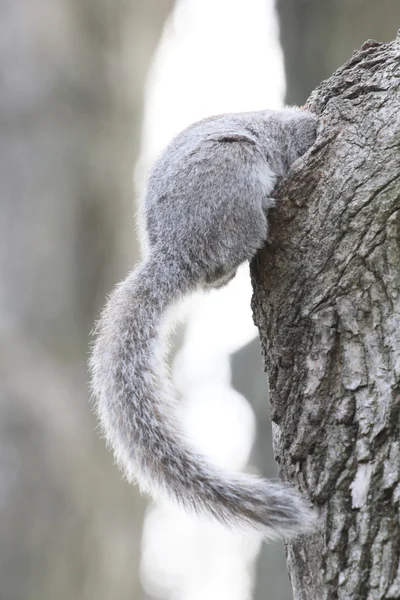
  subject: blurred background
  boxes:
[0,1,398,599]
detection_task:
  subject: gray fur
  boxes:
[90,108,317,538]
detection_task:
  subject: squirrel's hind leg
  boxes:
[203,267,237,290]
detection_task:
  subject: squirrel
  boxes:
[90,107,317,538]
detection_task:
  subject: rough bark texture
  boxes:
[251,36,400,600]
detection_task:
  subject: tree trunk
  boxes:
[251,35,400,600]
[276,0,400,105]
[0,2,173,599]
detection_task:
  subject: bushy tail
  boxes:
[90,253,315,538]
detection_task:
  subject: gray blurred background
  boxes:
[0,1,398,599]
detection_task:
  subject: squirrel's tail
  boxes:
[90,253,315,538]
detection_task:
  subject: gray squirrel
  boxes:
[90,107,317,538]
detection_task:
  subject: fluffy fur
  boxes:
[90,108,317,538]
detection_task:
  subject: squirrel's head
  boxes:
[284,108,318,163]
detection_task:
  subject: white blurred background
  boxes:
[139,3,283,598]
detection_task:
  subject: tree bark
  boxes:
[251,35,400,600]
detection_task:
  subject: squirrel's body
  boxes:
[90,108,317,538]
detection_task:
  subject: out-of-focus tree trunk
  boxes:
[0,1,173,599]
[251,36,400,600]
[276,0,400,105]
[231,342,293,600]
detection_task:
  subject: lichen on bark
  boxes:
[251,35,400,600]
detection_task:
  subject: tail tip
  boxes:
[263,486,319,540]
